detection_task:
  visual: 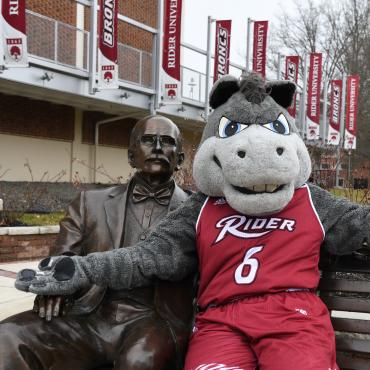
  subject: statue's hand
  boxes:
[15,256,90,296]
[33,295,73,321]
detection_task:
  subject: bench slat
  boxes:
[336,336,370,354]
[319,277,370,294]
[332,317,370,334]
[320,295,370,313]
[337,351,370,370]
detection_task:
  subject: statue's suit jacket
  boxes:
[51,180,195,354]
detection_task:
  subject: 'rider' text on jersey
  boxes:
[196,185,325,308]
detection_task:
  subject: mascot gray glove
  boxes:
[15,255,90,295]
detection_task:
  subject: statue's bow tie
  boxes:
[132,184,172,206]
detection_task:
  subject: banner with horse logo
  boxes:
[344,75,360,150]
[306,53,322,140]
[1,0,28,67]
[162,0,182,103]
[97,0,118,89]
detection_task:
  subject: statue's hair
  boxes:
[128,115,183,152]
[239,73,267,104]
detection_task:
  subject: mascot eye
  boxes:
[218,117,248,138]
[263,114,290,135]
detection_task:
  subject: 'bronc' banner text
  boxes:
[213,20,231,83]
[98,0,118,89]
[344,75,360,150]
[327,80,342,146]
[1,0,28,67]
[285,56,299,118]
[306,52,322,140]
[162,0,182,103]
[252,20,268,78]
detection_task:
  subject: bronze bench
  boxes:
[319,251,370,370]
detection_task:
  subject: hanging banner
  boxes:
[1,0,28,67]
[97,0,118,89]
[306,52,322,140]
[252,20,268,78]
[327,80,342,145]
[213,20,231,83]
[162,0,182,103]
[285,55,299,118]
[344,75,360,150]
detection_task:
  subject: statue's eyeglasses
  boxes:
[140,135,176,147]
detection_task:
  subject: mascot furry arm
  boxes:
[16,74,370,296]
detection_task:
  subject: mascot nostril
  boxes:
[276,147,284,156]
[237,150,246,158]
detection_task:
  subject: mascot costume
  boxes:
[16,73,370,370]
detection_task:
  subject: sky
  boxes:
[179,0,300,99]
[182,0,296,69]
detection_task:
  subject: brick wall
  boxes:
[0,94,74,141]
[27,0,77,25]
[0,234,57,262]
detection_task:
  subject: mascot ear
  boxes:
[266,80,296,109]
[209,75,240,109]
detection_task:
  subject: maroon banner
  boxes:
[252,20,268,78]
[213,20,231,83]
[344,75,360,149]
[327,80,342,145]
[98,0,118,88]
[1,0,28,66]
[162,0,182,102]
[285,56,299,117]
[306,52,322,140]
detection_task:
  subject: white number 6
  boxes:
[234,246,264,284]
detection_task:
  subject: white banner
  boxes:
[1,0,28,67]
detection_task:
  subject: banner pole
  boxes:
[277,52,282,80]
[246,18,252,73]
[204,15,213,120]
[335,72,347,187]
[88,0,98,94]
[154,0,164,111]
[299,53,308,139]
[321,77,328,144]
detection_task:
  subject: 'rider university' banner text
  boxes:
[344,75,360,150]
[252,20,268,78]
[1,0,28,67]
[306,53,322,140]
[213,20,231,83]
[327,80,342,145]
[285,56,299,118]
[97,0,118,89]
[162,0,182,103]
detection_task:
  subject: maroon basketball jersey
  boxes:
[196,184,325,308]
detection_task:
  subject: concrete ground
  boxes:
[0,260,39,320]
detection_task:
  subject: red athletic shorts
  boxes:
[184,291,339,370]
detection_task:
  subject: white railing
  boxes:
[26,10,154,88]
[25,10,246,105]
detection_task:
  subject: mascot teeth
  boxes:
[247,184,279,193]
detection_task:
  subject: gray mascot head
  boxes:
[193,73,312,216]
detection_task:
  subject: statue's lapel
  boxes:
[104,184,128,249]
[168,183,188,212]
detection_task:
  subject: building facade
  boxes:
[0,0,244,184]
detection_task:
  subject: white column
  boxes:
[76,3,85,69]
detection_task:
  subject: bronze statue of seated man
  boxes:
[0,115,195,370]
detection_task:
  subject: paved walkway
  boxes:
[0,260,39,320]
